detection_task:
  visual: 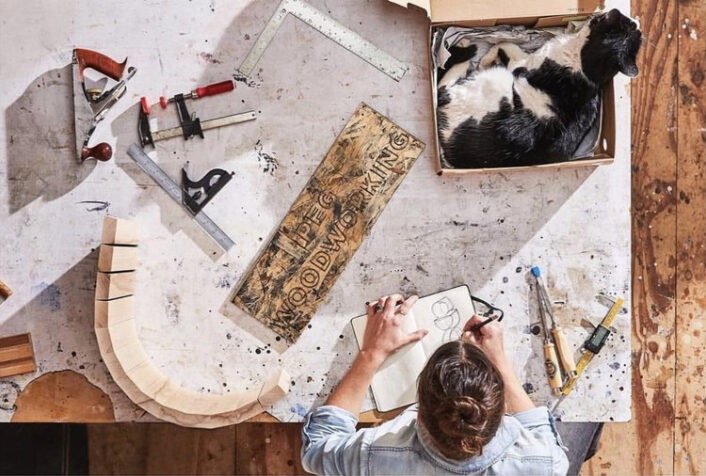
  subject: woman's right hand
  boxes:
[461,315,508,370]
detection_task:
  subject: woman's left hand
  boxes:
[360,294,428,366]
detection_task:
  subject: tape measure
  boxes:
[126,144,235,251]
[238,0,408,81]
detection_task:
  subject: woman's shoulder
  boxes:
[367,405,420,450]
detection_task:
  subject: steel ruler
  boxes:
[126,143,235,251]
[237,0,408,81]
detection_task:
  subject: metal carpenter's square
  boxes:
[237,0,407,81]
[126,144,235,251]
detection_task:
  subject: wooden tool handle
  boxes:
[81,143,112,162]
[0,280,12,299]
[543,342,562,394]
[74,48,127,81]
[552,326,577,376]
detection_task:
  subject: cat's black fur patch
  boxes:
[437,44,478,85]
[439,9,641,169]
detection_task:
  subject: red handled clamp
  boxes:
[159,80,234,109]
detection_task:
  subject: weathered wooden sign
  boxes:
[233,103,425,342]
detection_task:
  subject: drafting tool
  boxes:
[237,0,408,82]
[181,166,233,215]
[535,276,562,395]
[552,296,625,412]
[532,266,578,378]
[158,80,234,109]
[138,102,256,148]
[0,333,36,378]
[0,280,12,305]
[73,48,136,162]
[126,144,235,250]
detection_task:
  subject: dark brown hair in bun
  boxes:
[418,341,505,460]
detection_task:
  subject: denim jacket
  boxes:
[301,405,569,475]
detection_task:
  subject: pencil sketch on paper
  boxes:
[431,297,463,342]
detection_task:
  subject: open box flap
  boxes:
[389,0,603,23]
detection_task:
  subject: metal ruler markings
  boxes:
[238,0,407,81]
[126,143,235,251]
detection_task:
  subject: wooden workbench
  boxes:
[0,0,632,429]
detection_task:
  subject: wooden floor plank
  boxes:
[235,423,306,475]
[675,0,706,473]
[87,424,236,475]
[88,424,150,475]
[584,0,679,474]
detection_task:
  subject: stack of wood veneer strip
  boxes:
[94,216,290,428]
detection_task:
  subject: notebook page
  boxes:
[413,285,475,358]
[350,310,427,412]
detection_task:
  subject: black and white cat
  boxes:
[437,9,642,169]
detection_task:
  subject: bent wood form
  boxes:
[94,216,290,428]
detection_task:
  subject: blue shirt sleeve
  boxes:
[301,405,370,475]
[513,407,569,476]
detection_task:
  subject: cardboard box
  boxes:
[390,0,614,175]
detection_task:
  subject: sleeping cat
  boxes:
[437,9,642,169]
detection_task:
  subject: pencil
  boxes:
[469,314,499,332]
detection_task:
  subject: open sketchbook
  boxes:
[350,285,475,412]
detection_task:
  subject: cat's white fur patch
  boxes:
[438,60,471,88]
[439,25,591,138]
[441,67,514,142]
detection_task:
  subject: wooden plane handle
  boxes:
[0,280,12,299]
[81,143,112,162]
[74,48,127,81]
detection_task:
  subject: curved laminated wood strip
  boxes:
[95,271,135,301]
[98,245,139,273]
[94,216,290,427]
[101,216,140,245]
[95,326,258,428]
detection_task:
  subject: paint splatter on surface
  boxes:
[290,403,307,417]
[233,72,258,88]
[198,52,221,64]
[0,381,21,411]
[254,140,278,175]
[77,200,110,212]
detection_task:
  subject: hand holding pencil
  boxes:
[461,314,506,370]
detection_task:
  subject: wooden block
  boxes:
[94,296,134,329]
[233,103,425,342]
[258,368,290,408]
[98,245,139,273]
[95,271,135,301]
[101,216,140,245]
[0,333,36,378]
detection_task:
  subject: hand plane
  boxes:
[72,48,136,163]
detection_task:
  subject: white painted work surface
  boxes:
[0,0,631,422]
